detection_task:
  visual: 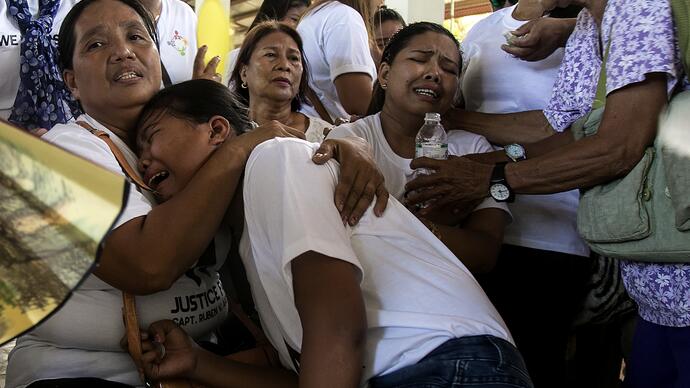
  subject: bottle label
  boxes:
[415,142,448,159]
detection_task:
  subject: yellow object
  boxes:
[197,0,232,80]
[0,121,126,345]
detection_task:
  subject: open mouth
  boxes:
[414,88,439,99]
[114,70,143,82]
[147,170,169,189]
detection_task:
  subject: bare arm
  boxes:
[423,208,509,274]
[292,251,367,388]
[97,123,304,294]
[507,73,666,193]
[334,73,374,117]
[406,73,667,209]
[444,108,556,145]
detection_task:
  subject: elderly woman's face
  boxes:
[240,32,303,106]
[63,0,161,119]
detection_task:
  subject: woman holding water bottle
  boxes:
[328,22,510,274]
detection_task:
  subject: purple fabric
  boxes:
[544,0,680,131]
[544,0,689,327]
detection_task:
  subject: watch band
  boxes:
[490,162,515,202]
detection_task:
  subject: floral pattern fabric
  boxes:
[544,0,680,131]
[545,0,690,327]
[8,0,80,129]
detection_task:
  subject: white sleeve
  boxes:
[322,8,376,82]
[45,130,153,229]
[324,122,360,140]
[242,138,363,286]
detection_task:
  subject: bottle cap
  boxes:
[425,113,441,122]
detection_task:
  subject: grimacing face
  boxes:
[62,0,161,120]
[378,31,460,117]
[137,112,227,201]
[240,31,304,105]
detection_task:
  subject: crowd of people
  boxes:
[2,0,688,387]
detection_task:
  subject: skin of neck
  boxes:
[85,104,143,145]
[249,95,301,128]
[140,0,162,19]
[379,101,426,158]
[512,0,545,21]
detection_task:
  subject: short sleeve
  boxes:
[242,138,363,284]
[45,129,153,229]
[604,0,679,95]
[321,7,376,82]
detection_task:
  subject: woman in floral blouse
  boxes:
[403,0,689,386]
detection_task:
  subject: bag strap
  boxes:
[671,0,690,76]
[161,60,173,88]
[78,120,272,367]
[305,87,334,125]
[75,121,153,192]
[592,29,613,110]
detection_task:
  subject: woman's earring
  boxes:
[381,83,387,89]
[241,81,248,89]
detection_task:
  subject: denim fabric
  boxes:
[369,335,533,388]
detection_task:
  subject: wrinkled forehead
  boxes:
[400,32,460,63]
[75,0,147,38]
[135,108,166,152]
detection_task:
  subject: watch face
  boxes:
[505,144,525,160]
[490,183,511,201]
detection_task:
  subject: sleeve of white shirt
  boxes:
[242,138,363,287]
[446,130,511,218]
[45,128,153,229]
[322,7,376,82]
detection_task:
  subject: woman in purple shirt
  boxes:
[405,0,688,386]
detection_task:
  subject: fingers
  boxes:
[511,20,533,36]
[334,168,359,223]
[193,45,208,75]
[372,183,388,217]
[409,156,444,171]
[501,44,536,60]
[347,176,378,225]
[404,171,443,193]
[312,140,336,164]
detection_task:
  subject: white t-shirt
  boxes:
[158,0,197,85]
[460,5,589,257]
[6,115,229,388]
[0,0,78,120]
[225,47,240,85]
[239,138,512,384]
[297,2,376,121]
[304,114,333,143]
[328,113,510,216]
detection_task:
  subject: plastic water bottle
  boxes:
[415,113,448,175]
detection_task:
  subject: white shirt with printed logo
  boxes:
[157,0,197,85]
[6,115,229,388]
[0,0,78,120]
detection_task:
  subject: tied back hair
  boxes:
[367,22,461,115]
[229,21,311,111]
[248,0,312,31]
[134,79,252,147]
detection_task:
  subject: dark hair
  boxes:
[58,0,159,72]
[367,22,461,115]
[248,0,311,31]
[229,21,310,112]
[372,5,406,30]
[134,79,252,148]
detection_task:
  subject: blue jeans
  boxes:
[369,335,534,388]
